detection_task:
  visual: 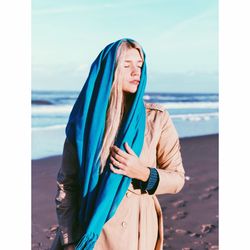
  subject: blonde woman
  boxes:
[51,38,185,250]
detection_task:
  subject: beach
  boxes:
[32,134,218,250]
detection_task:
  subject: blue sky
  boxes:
[32,0,218,93]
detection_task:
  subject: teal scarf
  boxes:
[66,38,147,249]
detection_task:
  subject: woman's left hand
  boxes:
[109,142,150,182]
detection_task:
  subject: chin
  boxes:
[123,85,138,94]
[124,88,137,94]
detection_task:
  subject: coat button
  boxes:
[122,221,127,228]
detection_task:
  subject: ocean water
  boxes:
[32,91,218,159]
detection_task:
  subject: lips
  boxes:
[129,80,140,85]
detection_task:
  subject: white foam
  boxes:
[162,102,218,109]
[143,95,151,100]
[32,105,73,115]
[32,102,218,116]
[171,112,218,121]
[32,124,66,131]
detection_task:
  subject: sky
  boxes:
[32,0,218,93]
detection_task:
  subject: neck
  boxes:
[123,92,133,115]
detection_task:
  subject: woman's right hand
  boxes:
[64,244,75,250]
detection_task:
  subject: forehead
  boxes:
[124,48,142,62]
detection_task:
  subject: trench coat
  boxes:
[51,102,185,250]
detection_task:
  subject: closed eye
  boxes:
[124,65,142,68]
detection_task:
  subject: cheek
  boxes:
[122,72,131,85]
[122,80,130,90]
[123,69,131,79]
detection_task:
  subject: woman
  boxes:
[51,38,185,250]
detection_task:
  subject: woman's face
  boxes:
[120,48,143,94]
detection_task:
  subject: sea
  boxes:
[32,91,218,159]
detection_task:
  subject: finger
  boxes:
[110,163,124,175]
[111,151,127,165]
[112,145,129,159]
[110,156,126,170]
[124,142,136,156]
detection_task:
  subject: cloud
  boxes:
[146,6,218,73]
[32,0,165,15]
[159,7,217,39]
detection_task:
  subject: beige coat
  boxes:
[51,102,185,250]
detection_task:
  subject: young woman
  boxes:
[51,38,185,250]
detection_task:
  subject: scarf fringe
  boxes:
[75,232,98,250]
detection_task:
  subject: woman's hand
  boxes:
[109,142,150,182]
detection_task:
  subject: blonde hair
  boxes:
[98,40,144,174]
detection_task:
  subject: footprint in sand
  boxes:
[205,185,218,192]
[198,193,212,200]
[164,227,174,235]
[46,235,55,240]
[200,224,216,234]
[209,245,219,250]
[171,211,188,220]
[189,232,202,238]
[32,242,42,248]
[45,224,59,241]
[175,229,191,235]
[171,199,187,208]
[49,224,58,232]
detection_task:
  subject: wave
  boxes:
[32,92,218,106]
[32,102,218,116]
[143,95,151,100]
[162,102,218,109]
[32,100,54,105]
[32,112,218,132]
[32,124,66,131]
[143,93,218,102]
[171,112,218,121]
[32,105,73,115]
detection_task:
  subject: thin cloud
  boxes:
[155,7,217,42]
[32,0,166,15]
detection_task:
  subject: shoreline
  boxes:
[32,134,219,162]
[32,134,218,249]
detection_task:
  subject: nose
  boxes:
[131,65,140,76]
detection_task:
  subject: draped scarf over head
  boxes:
[65,38,147,249]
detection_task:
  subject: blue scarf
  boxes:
[66,38,147,249]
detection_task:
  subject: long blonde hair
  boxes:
[98,40,144,174]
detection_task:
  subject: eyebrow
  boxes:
[124,60,143,63]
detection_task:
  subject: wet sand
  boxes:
[32,134,218,250]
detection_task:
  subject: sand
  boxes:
[32,134,218,250]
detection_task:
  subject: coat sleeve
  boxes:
[155,110,185,195]
[55,138,80,246]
